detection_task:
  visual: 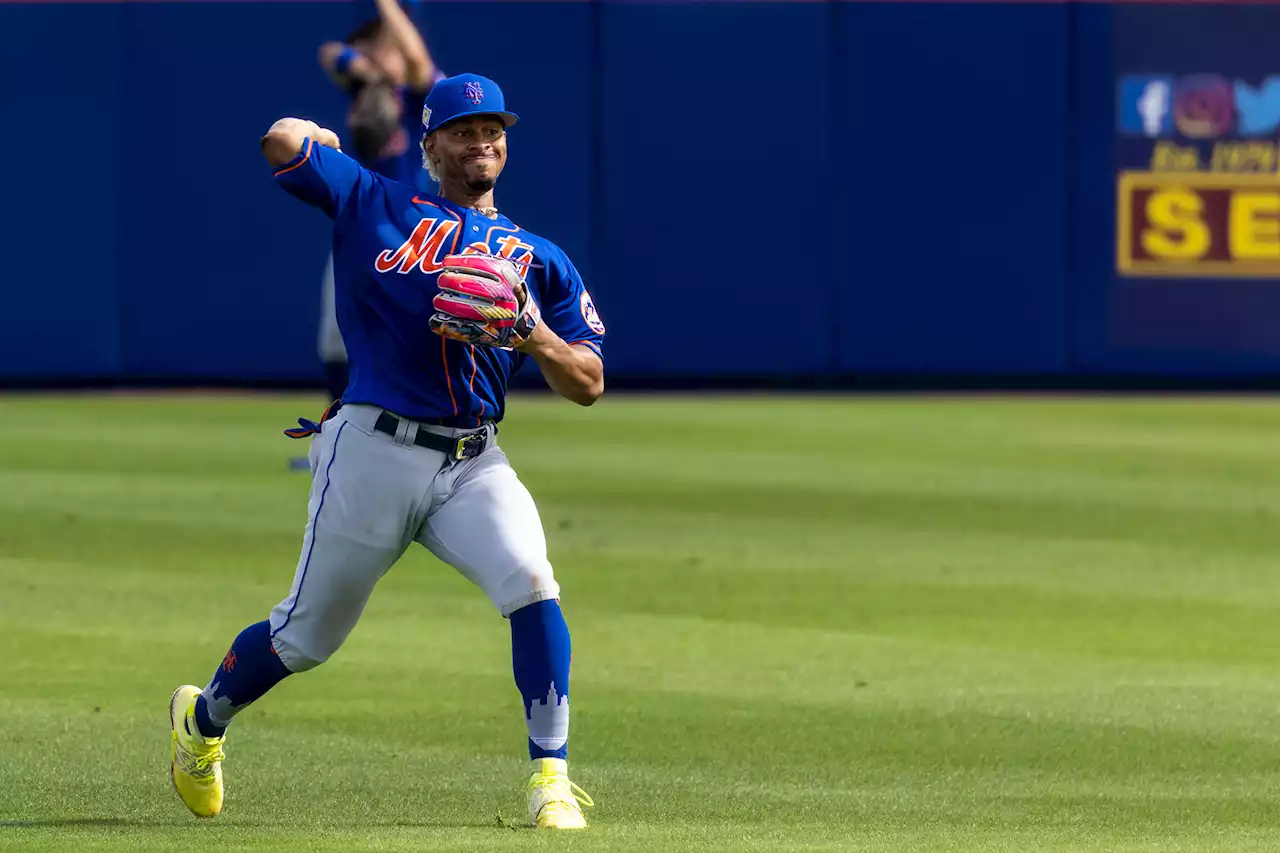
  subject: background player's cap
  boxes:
[422,74,519,135]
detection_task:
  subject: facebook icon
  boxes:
[1118,75,1175,137]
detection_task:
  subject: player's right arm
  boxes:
[261,118,340,168]
[261,118,378,220]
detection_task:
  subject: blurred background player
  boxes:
[315,0,444,402]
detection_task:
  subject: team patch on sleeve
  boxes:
[580,291,605,334]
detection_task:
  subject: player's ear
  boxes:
[424,134,442,166]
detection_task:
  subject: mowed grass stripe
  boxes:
[2,393,1280,851]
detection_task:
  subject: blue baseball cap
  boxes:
[422,73,519,135]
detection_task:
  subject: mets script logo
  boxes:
[464,82,485,104]
[581,292,605,334]
[375,217,534,279]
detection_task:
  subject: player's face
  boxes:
[429,116,507,193]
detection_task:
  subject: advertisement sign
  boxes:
[1116,72,1280,278]
[1117,172,1280,277]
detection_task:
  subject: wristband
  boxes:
[335,47,360,75]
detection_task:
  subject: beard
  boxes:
[464,175,497,193]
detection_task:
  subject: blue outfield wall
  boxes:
[2,0,1279,385]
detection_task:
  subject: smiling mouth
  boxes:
[464,154,497,164]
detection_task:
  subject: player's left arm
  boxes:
[519,327,603,407]
[517,252,605,407]
[372,0,436,92]
[318,42,385,91]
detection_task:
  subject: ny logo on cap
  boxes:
[463,82,485,104]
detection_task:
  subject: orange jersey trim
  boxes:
[484,223,521,244]
[442,336,458,417]
[449,212,463,253]
[416,197,465,419]
[273,138,314,177]
[468,345,487,427]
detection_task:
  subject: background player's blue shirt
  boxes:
[342,70,445,187]
[275,139,605,427]
[342,82,426,187]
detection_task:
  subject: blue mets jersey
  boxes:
[274,138,605,426]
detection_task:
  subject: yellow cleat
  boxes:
[526,758,594,829]
[169,685,226,818]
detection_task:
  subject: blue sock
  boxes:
[510,600,571,761]
[192,620,292,738]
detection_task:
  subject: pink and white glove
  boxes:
[429,253,541,349]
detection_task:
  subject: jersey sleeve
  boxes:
[272,138,380,220]
[537,250,605,360]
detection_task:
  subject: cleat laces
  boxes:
[529,773,594,810]
[174,730,225,778]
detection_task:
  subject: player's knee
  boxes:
[496,560,561,617]
[270,631,333,673]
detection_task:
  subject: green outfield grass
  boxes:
[2,392,1280,852]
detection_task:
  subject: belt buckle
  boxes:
[455,432,484,460]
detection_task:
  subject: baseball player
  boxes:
[316,0,444,401]
[169,73,605,830]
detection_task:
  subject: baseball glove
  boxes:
[347,83,401,163]
[430,253,541,349]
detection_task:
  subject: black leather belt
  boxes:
[374,411,489,459]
